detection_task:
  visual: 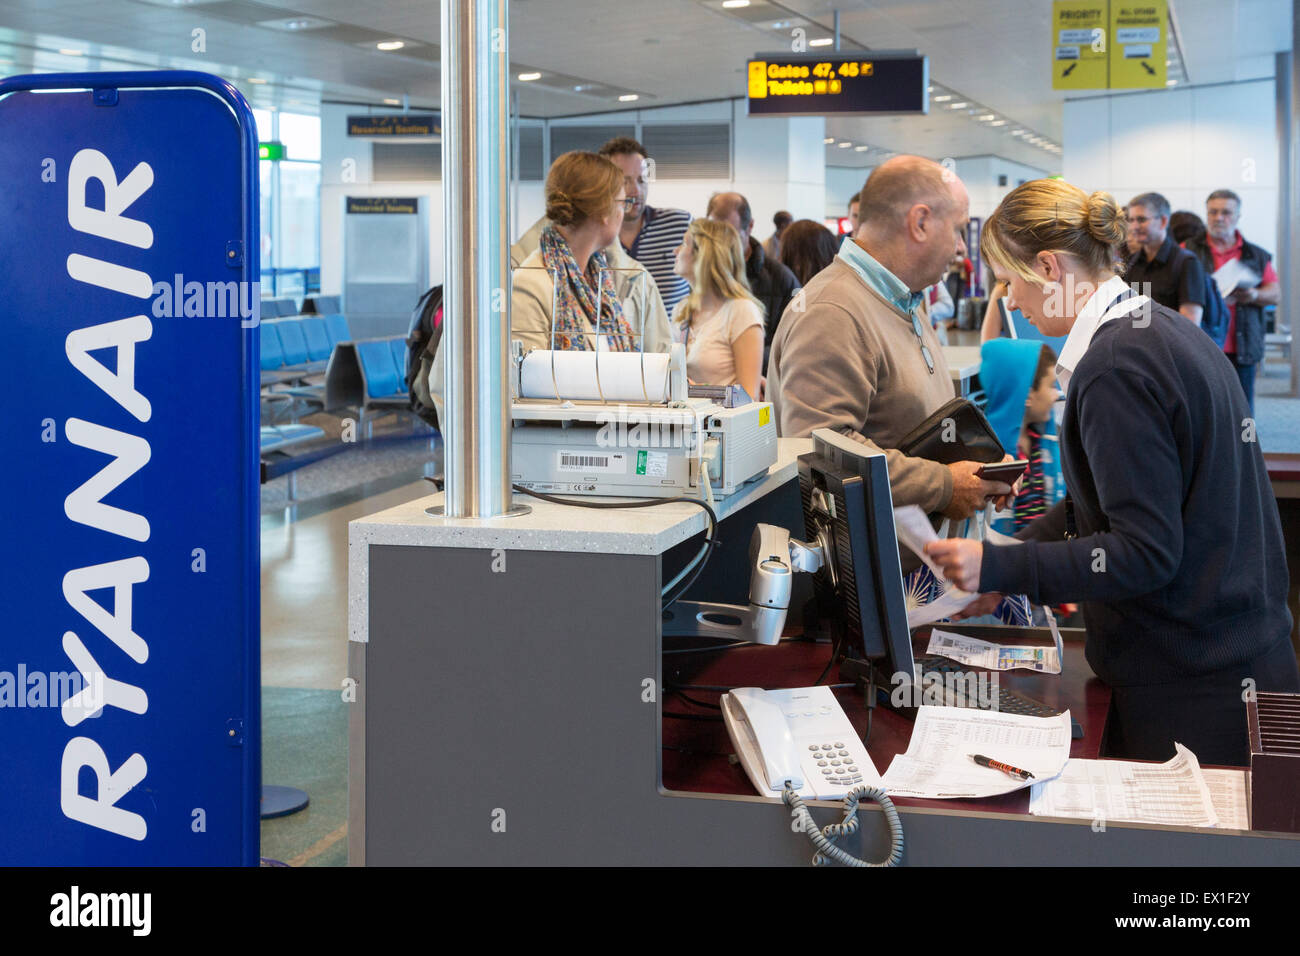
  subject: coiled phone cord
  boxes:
[782,784,904,867]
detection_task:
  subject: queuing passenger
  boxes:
[944,251,973,323]
[776,219,838,287]
[511,151,672,352]
[1124,192,1205,323]
[763,210,793,261]
[1121,205,1141,257]
[925,280,955,345]
[767,155,1015,520]
[431,152,673,422]
[599,137,693,313]
[847,191,860,234]
[926,178,1298,765]
[1168,210,1207,247]
[671,219,764,401]
[979,340,1063,533]
[706,191,800,359]
[1184,189,1280,413]
[979,279,1009,341]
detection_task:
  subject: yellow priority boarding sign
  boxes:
[1109,1,1167,88]
[1052,0,1167,90]
[1052,1,1108,90]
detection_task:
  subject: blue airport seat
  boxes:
[306,295,341,315]
[389,337,409,386]
[260,323,286,371]
[272,319,311,366]
[260,424,324,454]
[270,297,299,317]
[261,298,287,318]
[356,339,406,399]
[324,313,352,347]
[300,317,333,362]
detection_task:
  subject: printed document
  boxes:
[1028,744,1220,827]
[880,706,1072,799]
[1201,769,1251,830]
[926,628,1062,674]
[1212,259,1261,299]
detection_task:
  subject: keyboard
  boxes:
[913,654,1062,719]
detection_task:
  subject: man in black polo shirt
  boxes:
[1124,191,1205,324]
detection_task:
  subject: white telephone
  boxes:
[721,685,883,801]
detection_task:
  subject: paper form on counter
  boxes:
[1028,743,1219,827]
[927,628,1062,674]
[1201,769,1251,830]
[880,705,1072,799]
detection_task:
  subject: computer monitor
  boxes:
[797,429,915,693]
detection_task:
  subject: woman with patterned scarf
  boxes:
[427,151,671,425]
[512,151,664,354]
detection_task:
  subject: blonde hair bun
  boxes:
[1084,191,1126,247]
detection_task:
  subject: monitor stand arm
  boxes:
[661,523,825,646]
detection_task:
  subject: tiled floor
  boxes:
[259,474,434,865]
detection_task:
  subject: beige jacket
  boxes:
[767,258,956,513]
[428,220,672,423]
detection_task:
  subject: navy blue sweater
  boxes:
[980,302,1293,687]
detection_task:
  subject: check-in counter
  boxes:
[347,438,1300,865]
[1265,453,1300,653]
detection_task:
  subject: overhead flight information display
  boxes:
[747,53,929,116]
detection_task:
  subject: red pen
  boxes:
[970,754,1034,780]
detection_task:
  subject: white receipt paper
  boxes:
[927,627,1062,674]
[519,350,674,403]
[1029,743,1227,828]
[880,706,1072,799]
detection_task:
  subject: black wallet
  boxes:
[896,397,1004,465]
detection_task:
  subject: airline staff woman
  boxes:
[926,178,1299,766]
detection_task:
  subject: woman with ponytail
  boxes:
[926,178,1298,765]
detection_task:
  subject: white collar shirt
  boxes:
[1055,275,1149,396]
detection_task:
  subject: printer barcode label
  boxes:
[557,451,626,474]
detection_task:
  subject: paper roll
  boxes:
[519,350,674,402]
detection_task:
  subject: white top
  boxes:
[1055,275,1150,395]
[672,297,763,387]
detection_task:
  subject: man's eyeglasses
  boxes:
[910,310,935,375]
[1126,215,1152,225]
[617,197,637,212]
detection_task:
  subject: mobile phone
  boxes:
[976,461,1028,485]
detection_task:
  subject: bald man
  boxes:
[768,155,1010,520]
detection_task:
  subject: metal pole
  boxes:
[1278,51,1294,396]
[1288,25,1300,396]
[438,0,523,517]
[833,10,840,51]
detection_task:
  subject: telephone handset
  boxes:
[721,685,883,801]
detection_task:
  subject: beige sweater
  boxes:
[767,258,956,513]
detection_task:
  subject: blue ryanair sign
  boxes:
[0,72,261,865]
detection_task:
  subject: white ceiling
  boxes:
[0,0,1291,170]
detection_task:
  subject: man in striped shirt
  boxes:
[599,137,692,314]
